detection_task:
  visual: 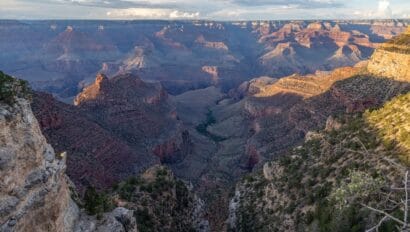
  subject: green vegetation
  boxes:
[382,33,410,54]
[234,107,407,231]
[330,171,384,209]
[114,166,196,232]
[117,176,143,201]
[135,208,155,232]
[365,93,410,162]
[83,186,113,219]
[196,109,226,142]
[0,71,30,105]
[80,166,197,231]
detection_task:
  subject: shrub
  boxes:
[83,186,113,218]
[135,208,155,232]
[0,71,31,105]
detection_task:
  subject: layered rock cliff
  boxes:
[74,73,180,151]
[0,72,138,232]
[32,73,197,192]
[368,27,410,82]
[229,27,410,232]
[1,20,407,99]
[32,92,150,192]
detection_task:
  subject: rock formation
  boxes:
[368,27,410,81]
[0,20,407,99]
[32,73,196,192]
[32,92,151,192]
[0,73,138,232]
[229,28,410,231]
[0,98,77,231]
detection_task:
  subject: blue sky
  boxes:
[0,0,409,20]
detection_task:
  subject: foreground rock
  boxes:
[0,98,76,231]
[0,73,137,231]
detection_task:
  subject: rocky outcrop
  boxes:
[368,47,410,82]
[32,92,152,192]
[0,93,138,232]
[74,73,180,149]
[32,73,195,192]
[195,35,229,51]
[114,165,209,232]
[368,27,410,81]
[74,207,138,232]
[0,98,76,231]
[152,130,193,164]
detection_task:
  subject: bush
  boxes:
[0,71,31,105]
[195,109,226,142]
[135,208,155,232]
[83,186,113,218]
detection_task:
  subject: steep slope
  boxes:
[74,73,179,147]
[113,165,209,232]
[32,73,200,193]
[229,28,410,232]
[74,73,188,164]
[0,72,138,232]
[32,92,152,192]
[368,27,410,81]
[365,93,410,162]
[230,92,410,231]
[0,73,76,231]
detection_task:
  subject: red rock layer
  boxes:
[32,92,158,192]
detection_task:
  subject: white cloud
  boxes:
[2,0,410,20]
[351,0,397,19]
[169,10,199,19]
[378,0,392,18]
[106,8,199,19]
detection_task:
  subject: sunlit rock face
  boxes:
[368,27,410,82]
[228,30,410,232]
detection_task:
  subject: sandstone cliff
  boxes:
[368,27,410,82]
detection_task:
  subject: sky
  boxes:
[0,0,409,20]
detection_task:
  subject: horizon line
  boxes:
[0,18,409,22]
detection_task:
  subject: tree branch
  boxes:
[361,204,405,226]
[366,216,388,232]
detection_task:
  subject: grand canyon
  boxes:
[1,10,410,232]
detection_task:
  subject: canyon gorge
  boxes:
[1,20,410,231]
